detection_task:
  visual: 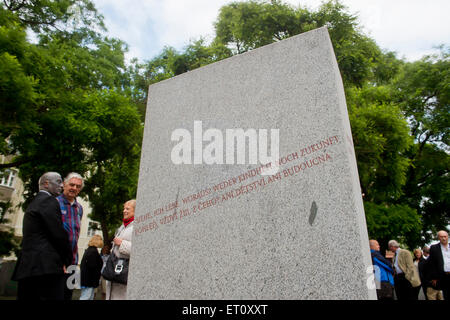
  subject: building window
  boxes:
[0,169,17,188]
[87,221,100,237]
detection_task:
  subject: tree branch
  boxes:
[3,0,28,12]
[0,158,31,169]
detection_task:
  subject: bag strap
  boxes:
[111,224,128,260]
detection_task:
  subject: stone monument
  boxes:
[128,27,377,300]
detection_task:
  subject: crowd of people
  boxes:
[370,231,449,300]
[10,171,449,301]
[11,171,135,300]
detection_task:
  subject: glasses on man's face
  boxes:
[69,183,82,189]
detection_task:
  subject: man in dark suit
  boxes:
[427,230,450,300]
[11,172,73,300]
[418,246,430,300]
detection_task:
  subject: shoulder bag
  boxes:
[101,227,129,284]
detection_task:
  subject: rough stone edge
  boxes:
[324,27,378,300]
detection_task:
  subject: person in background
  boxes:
[418,246,430,300]
[370,240,394,300]
[413,248,425,299]
[106,200,135,300]
[422,246,430,259]
[11,172,72,300]
[79,235,104,300]
[427,230,450,300]
[421,245,444,300]
[57,172,84,300]
[100,244,111,300]
[388,240,421,300]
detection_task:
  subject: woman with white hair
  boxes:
[106,200,135,300]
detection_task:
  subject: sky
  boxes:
[92,0,450,64]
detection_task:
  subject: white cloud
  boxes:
[93,0,450,63]
[342,0,450,59]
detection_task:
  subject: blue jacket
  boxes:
[371,249,394,286]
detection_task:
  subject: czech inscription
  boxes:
[134,135,340,236]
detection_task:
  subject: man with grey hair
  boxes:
[388,240,421,300]
[11,172,72,300]
[422,246,430,259]
[57,172,84,300]
[427,230,450,300]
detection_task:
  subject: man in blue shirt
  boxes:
[57,172,84,300]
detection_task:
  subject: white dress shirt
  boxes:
[441,243,450,272]
[39,190,51,196]
[394,250,403,274]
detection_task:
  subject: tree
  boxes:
[364,202,422,251]
[401,144,449,244]
[212,0,422,246]
[126,0,436,249]
[0,8,38,159]
[0,2,142,242]
[214,0,387,88]
[3,0,446,250]
[394,47,449,149]
[0,200,20,257]
[80,90,143,243]
[128,39,231,119]
[393,48,450,243]
[346,85,413,203]
[214,0,315,53]
[346,85,421,249]
[2,0,103,33]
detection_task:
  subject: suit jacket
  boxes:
[12,191,72,281]
[397,249,421,287]
[427,243,446,281]
[418,257,429,285]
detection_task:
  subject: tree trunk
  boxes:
[101,220,111,251]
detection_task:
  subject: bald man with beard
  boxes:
[11,172,72,300]
[370,240,395,300]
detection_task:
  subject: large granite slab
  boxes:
[127,27,377,300]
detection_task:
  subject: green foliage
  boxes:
[399,143,450,244]
[0,201,19,257]
[365,202,422,250]
[347,87,413,202]
[128,39,232,119]
[0,227,17,257]
[0,8,37,156]
[214,0,315,53]
[394,46,450,147]
[213,0,385,87]
[126,0,448,249]
[313,1,381,87]
[2,0,103,33]
[373,51,404,85]
[80,90,143,241]
[391,48,450,244]
[0,1,142,240]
